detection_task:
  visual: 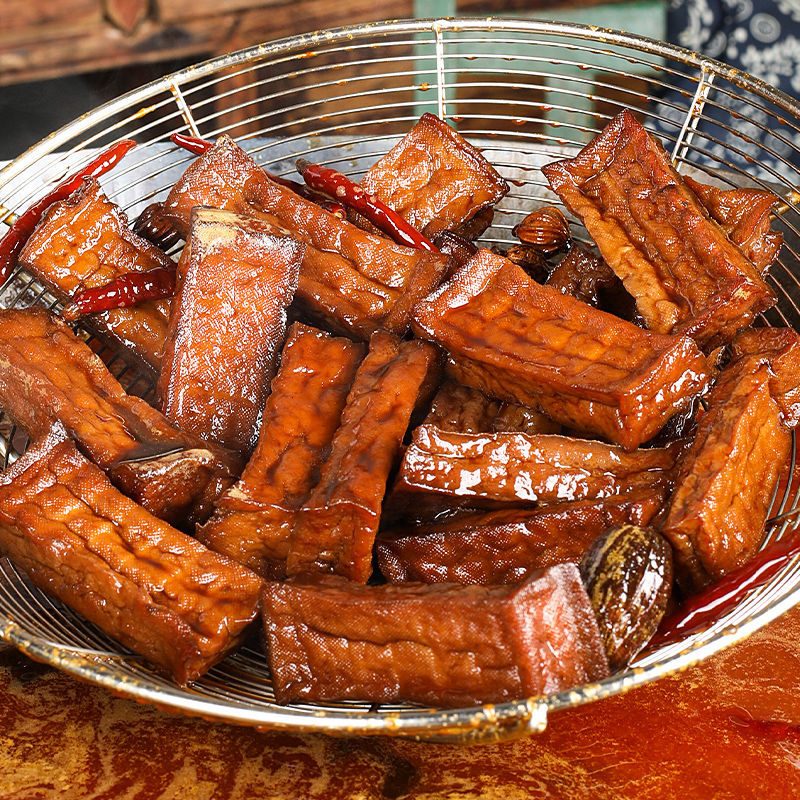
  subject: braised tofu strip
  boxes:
[413,248,711,449]
[18,179,171,372]
[543,110,776,346]
[198,323,365,579]
[684,176,783,274]
[0,308,240,527]
[360,112,509,238]
[263,567,609,707]
[377,492,665,585]
[386,425,676,522]
[162,136,450,338]
[0,428,263,684]
[662,356,790,592]
[158,208,303,453]
[730,327,800,429]
[286,332,440,583]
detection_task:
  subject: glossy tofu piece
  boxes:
[198,323,365,579]
[412,248,711,449]
[542,110,776,346]
[386,425,675,522]
[18,179,172,372]
[158,208,303,453]
[360,113,509,238]
[286,333,440,583]
[162,136,450,338]
[662,356,790,592]
[730,326,800,429]
[262,566,609,707]
[0,428,263,684]
[685,176,783,274]
[0,308,240,527]
[377,492,664,585]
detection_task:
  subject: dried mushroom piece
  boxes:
[580,524,673,672]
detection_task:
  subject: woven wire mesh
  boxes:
[1,18,800,742]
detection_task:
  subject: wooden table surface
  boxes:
[2,602,800,799]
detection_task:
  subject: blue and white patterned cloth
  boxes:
[660,0,800,178]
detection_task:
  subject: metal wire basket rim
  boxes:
[4,553,800,735]
[3,17,800,195]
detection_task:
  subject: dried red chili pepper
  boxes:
[295,158,438,252]
[63,266,176,321]
[0,139,137,285]
[169,133,346,218]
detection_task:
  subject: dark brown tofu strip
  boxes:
[162,136,450,339]
[198,323,365,579]
[730,327,800,429]
[0,308,240,527]
[286,333,440,583]
[685,176,783,274]
[158,208,303,453]
[263,567,609,707]
[18,179,172,372]
[385,424,675,522]
[0,428,263,684]
[412,248,711,449]
[542,110,776,346]
[377,492,665,585]
[661,356,790,592]
[360,112,509,238]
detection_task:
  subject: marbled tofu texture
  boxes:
[198,323,365,579]
[263,567,609,707]
[543,110,776,346]
[377,491,665,585]
[662,356,791,592]
[360,112,509,237]
[162,136,450,338]
[0,308,240,527]
[158,208,303,453]
[286,332,440,583]
[413,249,710,449]
[19,179,172,372]
[0,428,263,684]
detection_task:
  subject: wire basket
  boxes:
[1,18,800,744]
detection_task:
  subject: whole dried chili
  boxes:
[63,266,176,321]
[0,139,137,285]
[296,158,439,252]
[170,133,346,217]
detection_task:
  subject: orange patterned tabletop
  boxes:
[3,602,800,799]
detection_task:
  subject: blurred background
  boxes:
[0,0,669,159]
[2,0,797,160]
